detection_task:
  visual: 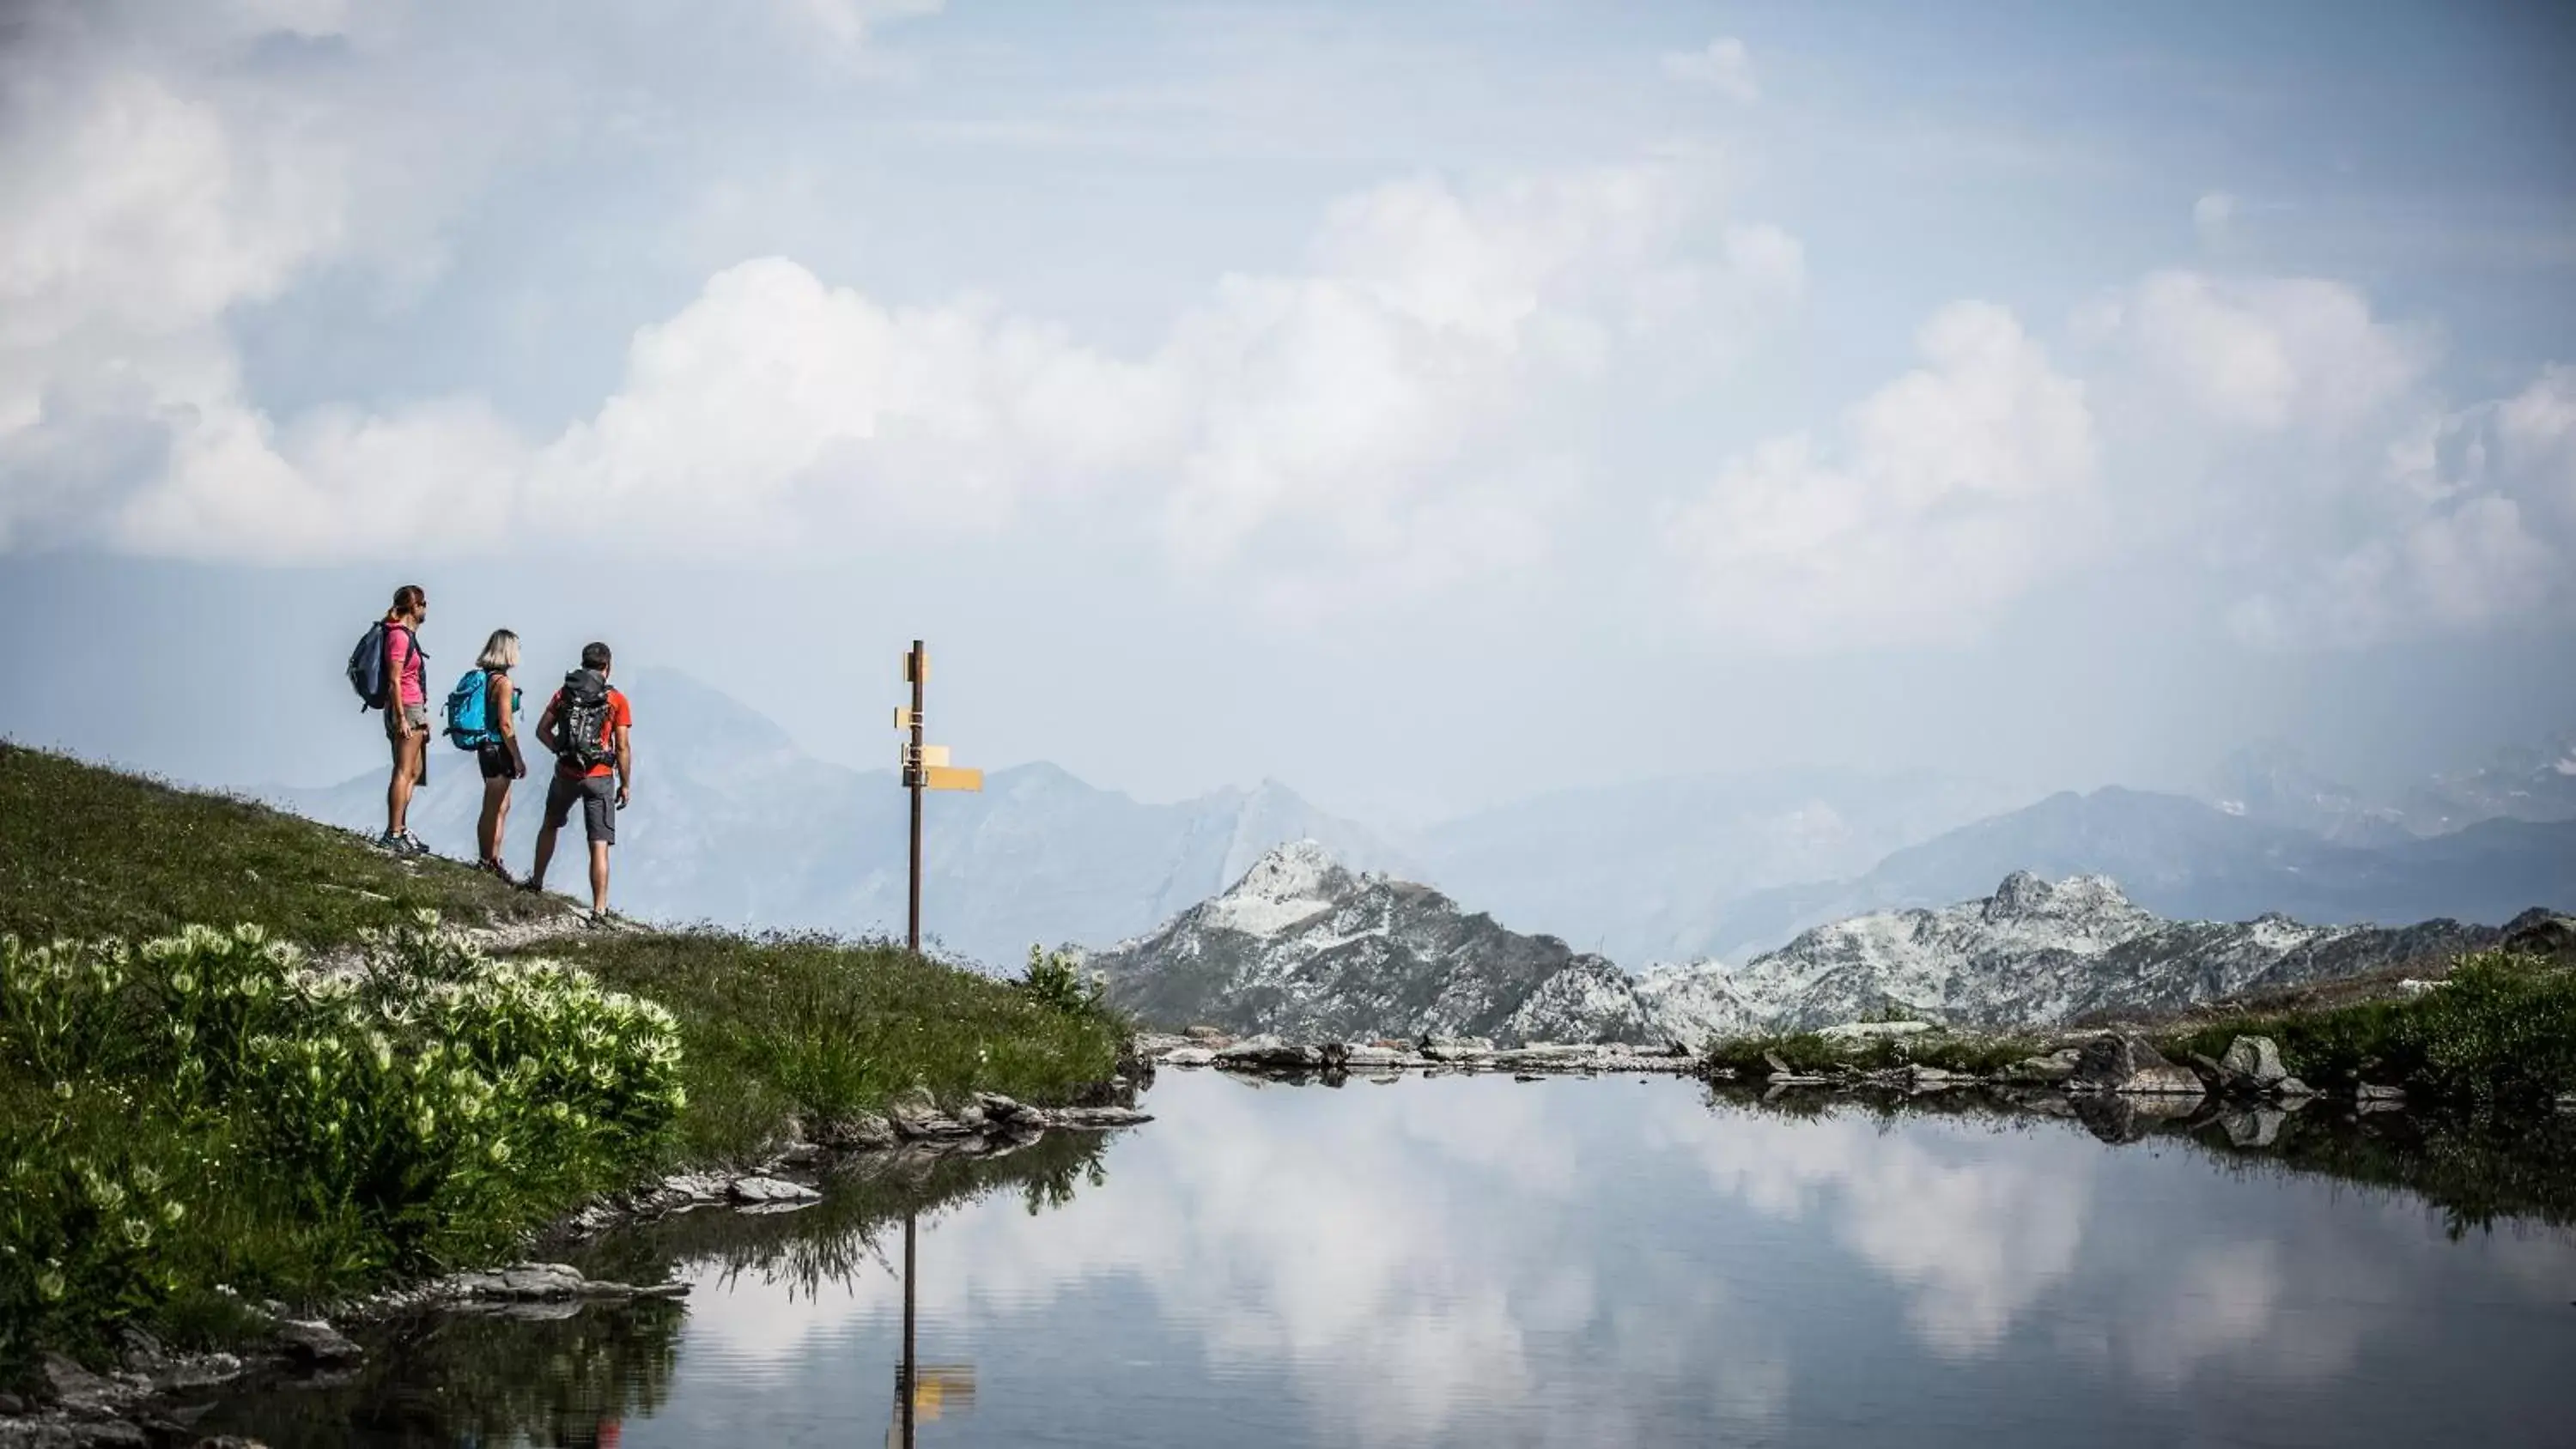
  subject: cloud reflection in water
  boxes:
[671,1073,2576,1447]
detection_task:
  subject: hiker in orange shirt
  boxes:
[527,641,633,924]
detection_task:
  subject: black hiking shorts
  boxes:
[544,772,617,846]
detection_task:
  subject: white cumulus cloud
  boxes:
[1674,262,2569,655]
[2078,270,2431,439]
[2228,365,2576,647]
[1668,301,2098,651]
[4,101,1802,623]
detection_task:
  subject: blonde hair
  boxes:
[477,629,521,671]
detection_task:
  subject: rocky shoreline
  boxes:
[1716,1024,2358,1100]
[0,1087,1151,1449]
[1137,1021,2467,1116]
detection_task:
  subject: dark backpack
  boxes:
[556,670,618,772]
[345,621,419,710]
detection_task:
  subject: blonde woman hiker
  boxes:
[441,629,531,882]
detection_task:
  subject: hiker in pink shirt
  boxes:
[380,585,431,853]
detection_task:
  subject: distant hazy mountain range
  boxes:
[1701,787,2576,958]
[1090,842,2519,1046]
[2208,732,2576,843]
[1650,869,2509,1040]
[1409,768,2028,965]
[275,669,2575,970]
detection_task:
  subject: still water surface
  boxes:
[214,1071,2576,1447]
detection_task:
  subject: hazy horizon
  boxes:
[5,2,2574,825]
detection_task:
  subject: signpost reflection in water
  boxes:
[892,1208,978,1447]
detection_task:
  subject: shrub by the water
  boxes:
[1701,1029,2047,1080]
[0,914,683,1371]
[2171,949,2576,1106]
[1019,946,1113,1021]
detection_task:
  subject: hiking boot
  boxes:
[398,831,429,858]
[480,858,519,888]
[584,910,614,931]
[376,830,411,855]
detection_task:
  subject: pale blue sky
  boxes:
[3,0,2572,821]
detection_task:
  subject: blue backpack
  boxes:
[442,669,501,749]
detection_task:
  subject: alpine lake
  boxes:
[197,1066,2576,1448]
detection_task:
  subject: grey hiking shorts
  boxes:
[544,772,617,846]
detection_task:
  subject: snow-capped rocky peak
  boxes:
[1981,870,2137,926]
[1195,840,1358,938]
[1648,869,2497,1038]
[1094,843,1659,1046]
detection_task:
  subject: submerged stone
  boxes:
[2067,1034,2204,1097]
[729,1176,822,1204]
[275,1318,363,1367]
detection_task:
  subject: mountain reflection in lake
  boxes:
[210,1072,2576,1447]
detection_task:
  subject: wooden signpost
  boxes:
[897,640,981,953]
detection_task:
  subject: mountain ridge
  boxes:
[1094,842,2534,1047]
[1702,786,2576,957]
[1089,840,1659,1047]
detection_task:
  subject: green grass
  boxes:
[0,743,553,948]
[2166,949,2576,1107]
[1703,1029,2050,1079]
[529,932,1127,1165]
[3,924,688,1373]
[1705,950,2576,1111]
[0,745,1129,1379]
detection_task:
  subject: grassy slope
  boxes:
[534,932,1125,1163]
[0,743,1124,1149]
[0,743,552,948]
[2164,949,2575,1106]
[0,745,1125,1364]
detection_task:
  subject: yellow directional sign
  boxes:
[918,745,951,768]
[892,707,916,730]
[913,1365,976,1418]
[902,650,929,683]
[922,766,982,792]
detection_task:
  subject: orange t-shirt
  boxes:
[550,687,633,779]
